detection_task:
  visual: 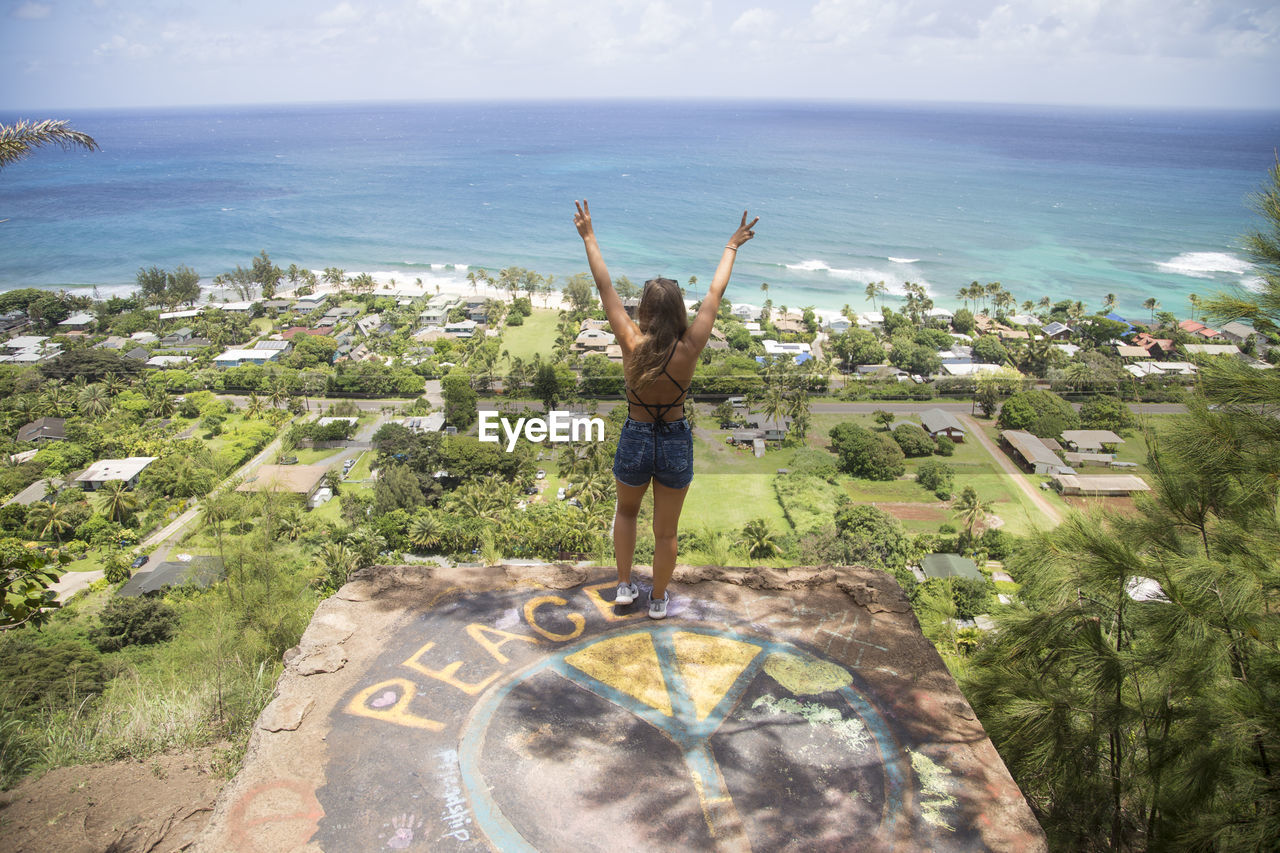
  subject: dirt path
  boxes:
[959,414,1064,528]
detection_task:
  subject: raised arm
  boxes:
[685,211,759,351]
[573,200,639,349]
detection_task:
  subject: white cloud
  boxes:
[317,2,361,28]
[13,2,52,20]
[730,8,778,38]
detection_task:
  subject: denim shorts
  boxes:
[613,418,694,489]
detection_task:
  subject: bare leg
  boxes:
[650,480,690,599]
[613,480,649,584]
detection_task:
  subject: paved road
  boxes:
[959,413,1064,528]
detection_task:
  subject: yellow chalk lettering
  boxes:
[524,595,586,642]
[403,641,500,695]
[466,622,541,664]
[345,678,445,730]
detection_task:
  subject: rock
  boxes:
[295,646,348,676]
[258,696,314,732]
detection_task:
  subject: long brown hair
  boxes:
[627,277,688,387]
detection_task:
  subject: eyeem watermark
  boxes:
[478,410,606,452]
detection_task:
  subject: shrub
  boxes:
[935,436,956,456]
[916,459,955,495]
[89,597,180,652]
[892,423,935,457]
[828,423,906,481]
[997,389,1080,437]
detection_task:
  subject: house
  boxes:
[95,335,130,351]
[1051,473,1151,497]
[937,346,973,365]
[941,363,1007,377]
[773,316,806,335]
[75,456,158,491]
[16,417,66,443]
[573,328,616,353]
[1054,343,1081,358]
[236,464,330,503]
[1182,344,1241,358]
[212,300,255,313]
[420,306,450,325]
[4,478,58,507]
[1061,430,1124,453]
[1219,321,1256,346]
[158,309,200,321]
[858,312,884,331]
[282,325,334,340]
[1001,430,1074,476]
[920,554,984,583]
[1132,332,1175,356]
[146,355,193,368]
[1009,313,1040,327]
[1042,321,1072,339]
[731,304,760,322]
[925,307,955,323]
[622,297,641,318]
[161,327,195,346]
[1104,312,1136,333]
[746,416,790,442]
[1178,319,1220,339]
[760,340,812,364]
[401,414,446,434]
[1063,451,1115,467]
[124,347,152,362]
[0,310,28,334]
[1114,344,1150,359]
[468,304,491,323]
[292,296,327,312]
[919,409,966,442]
[262,299,295,312]
[117,556,224,598]
[742,321,764,337]
[253,339,293,354]
[58,311,96,331]
[130,331,159,345]
[0,336,58,364]
[825,316,852,334]
[214,348,282,368]
[997,329,1030,342]
[444,319,478,338]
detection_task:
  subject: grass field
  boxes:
[500,309,562,363]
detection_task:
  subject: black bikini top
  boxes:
[626,340,689,422]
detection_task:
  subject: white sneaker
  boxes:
[615,582,639,605]
[648,591,669,620]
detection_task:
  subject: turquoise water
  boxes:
[1,100,1277,318]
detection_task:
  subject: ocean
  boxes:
[1,100,1277,319]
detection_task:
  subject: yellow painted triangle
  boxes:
[565,633,672,716]
[673,632,762,721]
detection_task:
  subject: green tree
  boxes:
[828,422,905,481]
[92,480,140,524]
[951,485,993,543]
[997,389,1080,437]
[442,368,478,429]
[0,538,63,628]
[915,459,954,497]
[740,518,782,560]
[562,273,596,314]
[373,463,426,515]
[28,500,75,543]
[89,596,179,652]
[891,423,934,457]
[1079,396,1134,433]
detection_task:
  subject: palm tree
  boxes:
[1143,297,1160,326]
[1064,361,1094,392]
[1103,293,1117,314]
[147,387,175,418]
[245,392,265,419]
[408,511,442,551]
[75,383,110,418]
[952,485,993,543]
[93,480,140,524]
[28,500,74,543]
[0,119,99,169]
[865,280,888,313]
[741,518,782,560]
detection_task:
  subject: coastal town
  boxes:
[1,246,1276,849]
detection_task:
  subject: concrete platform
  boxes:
[194,563,1045,852]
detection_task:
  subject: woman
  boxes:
[573,200,758,618]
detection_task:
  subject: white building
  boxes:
[75,456,158,490]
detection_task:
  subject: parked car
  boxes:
[535,469,546,480]
[556,488,566,501]
[131,554,150,569]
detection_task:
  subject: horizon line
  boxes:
[4,95,1280,116]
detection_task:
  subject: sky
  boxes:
[2,0,1279,110]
